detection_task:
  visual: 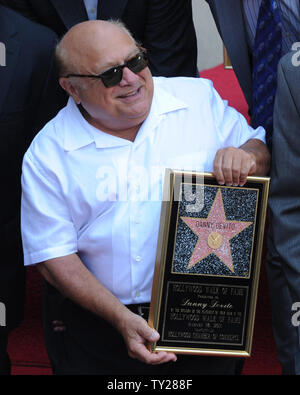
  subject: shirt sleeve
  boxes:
[207,79,266,147]
[21,151,78,266]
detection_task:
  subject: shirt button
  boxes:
[135,291,141,297]
[136,256,141,262]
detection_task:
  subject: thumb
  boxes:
[139,323,160,343]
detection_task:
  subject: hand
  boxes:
[213,147,256,186]
[118,309,177,365]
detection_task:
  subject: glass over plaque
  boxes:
[148,170,269,357]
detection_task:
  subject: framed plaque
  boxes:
[148,171,269,357]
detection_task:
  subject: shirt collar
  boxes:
[151,77,188,116]
[62,77,188,151]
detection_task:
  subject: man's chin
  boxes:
[122,101,151,121]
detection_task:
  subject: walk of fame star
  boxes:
[180,188,253,273]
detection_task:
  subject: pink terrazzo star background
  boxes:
[181,189,253,272]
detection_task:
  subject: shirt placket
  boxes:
[127,144,144,302]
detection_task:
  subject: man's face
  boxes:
[70,30,154,136]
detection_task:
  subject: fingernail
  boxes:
[150,331,159,342]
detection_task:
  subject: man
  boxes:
[21,20,269,375]
[0,0,198,78]
[2,0,199,367]
[0,5,65,374]
[267,50,300,374]
[206,0,300,147]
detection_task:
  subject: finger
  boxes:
[221,150,234,186]
[231,154,242,186]
[213,149,225,185]
[238,159,250,186]
[239,152,256,186]
[135,346,177,365]
[126,318,177,365]
[141,326,160,344]
[150,351,177,365]
[127,338,175,365]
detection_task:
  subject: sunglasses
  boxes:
[64,51,148,88]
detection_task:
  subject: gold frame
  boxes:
[148,171,269,357]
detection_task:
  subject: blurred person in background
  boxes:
[207,0,300,374]
[0,4,65,374]
[267,50,300,375]
[206,0,300,148]
[0,0,199,78]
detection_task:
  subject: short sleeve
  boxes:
[207,79,266,147]
[21,152,77,266]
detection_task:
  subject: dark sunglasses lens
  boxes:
[127,53,147,73]
[101,52,148,87]
[101,68,123,87]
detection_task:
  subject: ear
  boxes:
[59,77,81,104]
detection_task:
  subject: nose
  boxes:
[119,66,139,86]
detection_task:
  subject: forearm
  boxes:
[37,253,128,331]
[37,253,176,364]
[239,138,270,176]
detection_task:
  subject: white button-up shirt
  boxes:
[21,77,265,305]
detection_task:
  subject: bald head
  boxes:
[56,20,137,77]
[56,19,153,140]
